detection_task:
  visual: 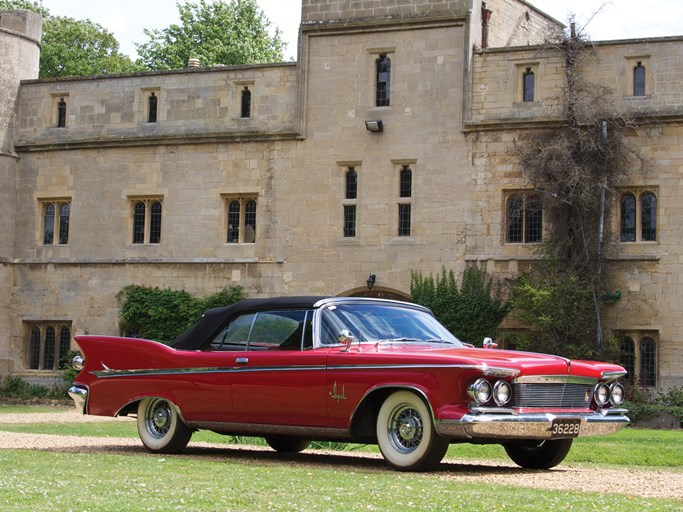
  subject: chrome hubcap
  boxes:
[147,400,171,437]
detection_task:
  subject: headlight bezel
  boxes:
[468,378,493,405]
[594,382,610,406]
[609,382,625,405]
[493,380,512,406]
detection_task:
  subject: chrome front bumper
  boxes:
[436,409,629,440]
[68,385,88,414]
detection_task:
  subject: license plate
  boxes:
[550,419,581,438]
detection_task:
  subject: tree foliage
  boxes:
[135,0,286,70]
[411,267,510,346]
[510,19,646,358]
[117,285,245,343]
[0,0,138,78]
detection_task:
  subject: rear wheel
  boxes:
[265,436,311,453]
[503,438,573,469]
[376,391,448,471]
[137,397,192,454]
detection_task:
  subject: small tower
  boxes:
[0,9,41,375]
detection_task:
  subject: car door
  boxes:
[229,309,330,427]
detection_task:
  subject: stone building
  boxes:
[1,1,681,391]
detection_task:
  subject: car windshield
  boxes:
[320,302,463,346]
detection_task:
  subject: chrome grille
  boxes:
[512,383,593,408]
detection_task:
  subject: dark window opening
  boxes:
[26,324,71,371]
[640,337,656,387]
[634,62,646,97]
[227,200,241,243]
[43,203,55,245]
[400,166,412,198]
[620,337,635,382]
[344,205,356,237]
[58,203,70,244]
[245,199,257,243]
[523,68,535,102]
[398,204,411,236]
[506,193,542,243]
[641,192,656,241]
[345,168,357,200]
[132,201,146,244]
[481,3,493,49]
[376,55,391,107]
[241,87,251,118]
[148,93,158,123]
[149,201,162,244]
[620,193,636,242]
[57,98,67,127]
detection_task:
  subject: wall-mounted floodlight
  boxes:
[365,120,384,132]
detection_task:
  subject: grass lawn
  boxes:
[0,406,681,511]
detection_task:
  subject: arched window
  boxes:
[29,326,41,370]
[507,194,524,243]
[522,68,535,102]
[640,337,656,386]
[641,192,656,241]
[149,201,162,244]
[525,195,543,242]
[241,87,251,118]
[57,98,67,127]
[400,166,412,198]
[132,201,146,244]
[633,62,646,96]
[43,203,55,245]
[148,93,158,123]
[620,337,635,382]
[620,193,636,242]
[58,203,70,244]
[345,168,357,200]
[244,199,257,243]
[376,55,391,107]
[227,200,241,243]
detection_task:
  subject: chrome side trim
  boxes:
[436,411,629,440]
[513,375,597,385]
[91,363,519,379]
[91,365,327,378]
[68,385,88,414]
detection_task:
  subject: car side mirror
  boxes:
[338,329,355,352]
[483,337,498,349]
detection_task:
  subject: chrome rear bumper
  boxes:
[68,385,88,414]
[436,409,629,440]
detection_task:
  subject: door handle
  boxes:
[235,357,249,365]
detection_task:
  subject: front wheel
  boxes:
[376,391,449,471]
[137,397,192,454]
[265,436,311,453]
[503,438,573,469]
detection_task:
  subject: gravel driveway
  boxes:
[1,408,682,500]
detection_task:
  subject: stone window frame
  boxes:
[514,63,540,104]
[222,194,258,244]
[140,87,161,124]
[504,190,543,244]
[50,92,70,128]
[39,197,71,246]
[617,188,658,243]
[343,166,358,238]
[25,322,72,372]
[129,196,164,245]
[625,55,651,98]
[619,332,658,387]
[234,80,255,120]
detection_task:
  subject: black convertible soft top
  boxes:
[170,296,330,350]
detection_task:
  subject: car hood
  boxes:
[340,343,622,379]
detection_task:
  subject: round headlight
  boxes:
[72,355,84,371]
[594,383,610,406]
[610,382,625,405]
[493,380,512,406]
[469,378,492,405]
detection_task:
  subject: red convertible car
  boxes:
[69,296,629,471]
